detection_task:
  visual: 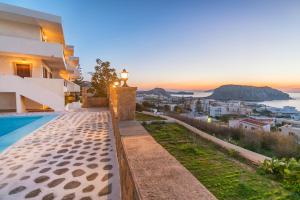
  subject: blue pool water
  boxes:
[0,116,42,137]
[0,114,57,152]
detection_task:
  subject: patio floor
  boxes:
[0,109,120,200]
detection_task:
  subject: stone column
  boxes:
[81,87,88,108]
[110,87,137,121]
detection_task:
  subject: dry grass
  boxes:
[168,113,300,158]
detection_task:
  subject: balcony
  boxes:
[63,79,80,93]
[0,35,66,69]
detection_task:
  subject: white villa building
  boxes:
[229,118,271,132]
[279,124,300,138]
[209,105,228,117]
[205,100,252,117]
[0,3,80,113]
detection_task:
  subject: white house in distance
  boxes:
[209,105,228,117]
[279,124,300,138]
[229,118,271,132]
[0,3,80,113]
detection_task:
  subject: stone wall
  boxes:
[109,102,217,200]
[81,87,108,108]
[109,86,137,121]
[82,97,108,108]
[110,107,140,200]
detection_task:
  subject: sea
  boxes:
[171,92,300,111]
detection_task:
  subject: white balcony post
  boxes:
[16,93,25,113]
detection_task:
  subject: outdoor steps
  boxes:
[0,75,65,111]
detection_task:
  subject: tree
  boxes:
[73,65,84,87]
[142,101,155,108]
[164,105,171,112]
[89,59,119,97]
[174,105,183,113]
[136,103,144,112]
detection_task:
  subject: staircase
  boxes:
[0,75,65,111]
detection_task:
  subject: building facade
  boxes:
[279,124,300,138]
[0,3,80,112]
[229,118,271,132]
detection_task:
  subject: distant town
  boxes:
[137,87,300,139]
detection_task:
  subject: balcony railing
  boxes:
[0,35,64,59]
[64,80,80,93]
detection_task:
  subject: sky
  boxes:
[1,0,300,91]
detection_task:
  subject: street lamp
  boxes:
[121,69,128,87]
[113,81,120,87]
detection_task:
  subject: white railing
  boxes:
[64,80,80,93]
[0,35,64,59]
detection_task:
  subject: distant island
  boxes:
[137,88,171,97]
[137,88,194,97]
[208,85,291,101]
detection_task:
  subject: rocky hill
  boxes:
[137,88,171,97]
[137,88,194,97]
[208,85,291,101]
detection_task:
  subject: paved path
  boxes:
[143,111,270,165]
[0,109,120,200]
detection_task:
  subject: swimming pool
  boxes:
[0,114,57,152]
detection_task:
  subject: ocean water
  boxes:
[258,93,300,110]
[172,92,300,110]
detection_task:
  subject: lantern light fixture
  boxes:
[113,81,120,87]
[120,69,128,87]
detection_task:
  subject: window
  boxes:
[43,67,48,78]
[15,64,31,78]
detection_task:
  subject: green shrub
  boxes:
[261,158,300,193]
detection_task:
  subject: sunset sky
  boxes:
[1,0,300,91]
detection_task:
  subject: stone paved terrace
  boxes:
[0,109,120,200]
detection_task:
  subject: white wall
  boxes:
[240,122,270,132]
[229,120,240,128]
[280,125,300,137]
[0,19,41,41]
[0,55,43,77]
[0,75,65,111]
[24,77,65,97]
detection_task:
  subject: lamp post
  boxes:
[120,69,129,87]
[113,81,120,88]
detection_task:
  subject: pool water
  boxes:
[0,116,42,137]
[0,114,57,152]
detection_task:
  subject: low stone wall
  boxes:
[110,107,217,200]
[82,97,108,108]
[110,107,140,200]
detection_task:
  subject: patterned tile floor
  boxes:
[0,109,120,200]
